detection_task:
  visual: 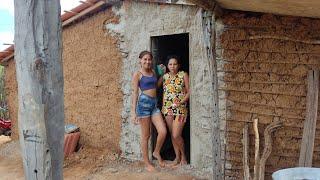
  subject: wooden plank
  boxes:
[253,119,260,180]
[299,70,319,167]
[14,1,64,179]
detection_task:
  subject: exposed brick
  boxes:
[64,132,80,157]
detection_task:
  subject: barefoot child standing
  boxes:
[159,55,190,167]
[131,51,167,171]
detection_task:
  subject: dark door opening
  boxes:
[151,33,190,163]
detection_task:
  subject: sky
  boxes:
[0,0,82,51]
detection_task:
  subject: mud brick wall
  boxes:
[63,9,122,150]
[216,12,320,179]
[4,58,18,140]
[4,8,123,151]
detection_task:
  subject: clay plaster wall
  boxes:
[4,59,18,139]
[106,1,218,170]
[62,9,123,150]
[5,8,123,151]
[216,12,320,179]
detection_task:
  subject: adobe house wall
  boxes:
[4,8,123,151]
[62,8,123,149]
[4,58,18,140]
[216,11,320,179]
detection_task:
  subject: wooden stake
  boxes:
[243,123,251,180]
[258,121,282,180]
[253,119,260,180]
[14,1,64,179]
[299,70,319,167]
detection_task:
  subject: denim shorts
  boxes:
[136,93,161,118]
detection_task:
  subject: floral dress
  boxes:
[162,71,187,117]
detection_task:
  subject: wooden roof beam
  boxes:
[79,1,94,5]
[63,10,79,15]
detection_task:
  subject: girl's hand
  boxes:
[159,64,166,74]
[131,113,139,125]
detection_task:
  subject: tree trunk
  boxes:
[14,1,64,179]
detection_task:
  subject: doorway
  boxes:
[151,33,190,163]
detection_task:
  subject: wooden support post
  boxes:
[299,70,319,167]
[202,10,222,180]
[14,1,64,179]
[243,124,251,180]
[253,119,260,180]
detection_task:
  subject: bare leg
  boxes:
[140,117,156,172]
[172,115,187,167]
[151,113,167,167]
[165,115,180,166]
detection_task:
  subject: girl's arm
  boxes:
[131,72,140,124]
[181,72,190,104]
[157,76,163,88]
[157,64,166,88]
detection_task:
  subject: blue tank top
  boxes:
[139,72,157,91]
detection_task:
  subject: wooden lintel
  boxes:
[299,70,319,167]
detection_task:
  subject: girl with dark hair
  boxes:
[131,50,167,172]
[159,55,190,167]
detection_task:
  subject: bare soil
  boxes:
[0,136,209,180]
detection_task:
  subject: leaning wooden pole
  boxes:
[253,119,260,180]
[14,1,64,179]
[242,124,251,180]
[299,70,319,167]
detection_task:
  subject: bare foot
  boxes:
[152,152,166,168]
[145,163,157,172]
[168,158,180,167]
[170,159,187,169]
[180,159,187,166]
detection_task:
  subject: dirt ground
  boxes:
[0,136,210,180]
